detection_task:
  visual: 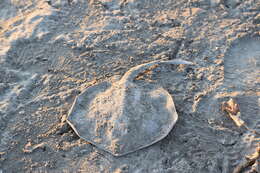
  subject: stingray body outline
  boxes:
[67,59,193,156]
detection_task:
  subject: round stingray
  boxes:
[67,59,192,156]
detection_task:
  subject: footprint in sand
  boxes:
[195,36,260,173]
[0,68,40,152]
[223,36,260,91]
[218,36,260,172]
[222,36,260,127]
[0,68,38,128]
[199,36,259,123]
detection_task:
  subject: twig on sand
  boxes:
[221,98,258,135]
[232,144,260,173]
[221,98,260,172]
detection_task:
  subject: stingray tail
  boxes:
[120,59,194,83]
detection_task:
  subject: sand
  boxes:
[0,0,259,172]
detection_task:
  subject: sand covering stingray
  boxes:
[67,59,193,156]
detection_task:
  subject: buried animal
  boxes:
[67,59,193,156]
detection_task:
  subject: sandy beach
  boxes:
[0,0,259,172]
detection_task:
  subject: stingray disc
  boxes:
[67,82,177,156]
[67,59,192,156]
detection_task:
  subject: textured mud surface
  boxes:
[0,0,260,172]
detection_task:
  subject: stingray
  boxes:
[67,59,193,156]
